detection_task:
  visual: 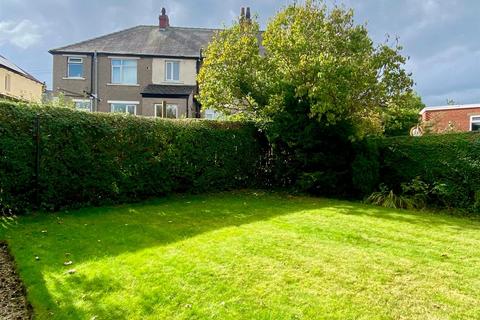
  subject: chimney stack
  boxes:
[241,7,245,19]
[159,8,169,29]
[240,7,251,24]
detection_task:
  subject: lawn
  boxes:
[1,191,480,319]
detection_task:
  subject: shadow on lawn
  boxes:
[6,191,323,318]
[330,202,480,231]
[5,191,480,319]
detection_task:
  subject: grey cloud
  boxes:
[0,19,42,48]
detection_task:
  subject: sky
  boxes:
[0,0,479,106]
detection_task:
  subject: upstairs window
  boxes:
[111,59,137,84]
[471,116,480,131]
[165,61,180,82]
[67,57,83,78]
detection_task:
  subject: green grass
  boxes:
[1,191,480,319]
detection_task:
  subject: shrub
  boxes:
[355,133,480,212]
[365,184,416,209]
[351,139,380,196]
[0,101,265,213]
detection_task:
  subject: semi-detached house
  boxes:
[49,8,222,119]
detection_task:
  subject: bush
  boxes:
[0,101,265,213]
[351,139,379,196]
[354,133,480,212]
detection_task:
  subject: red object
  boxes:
[159,8,169,29]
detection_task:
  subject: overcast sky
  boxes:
[0,0,479,106]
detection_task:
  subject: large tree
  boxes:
[198,0,419,192]
[199,0,416,136]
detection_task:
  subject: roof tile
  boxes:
[50,26,218,58]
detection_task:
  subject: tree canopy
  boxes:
[198,0,424,192]
[198,0,420,139]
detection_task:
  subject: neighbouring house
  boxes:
[0,54,44,102]
[49,7,241,119]
[420,104,480,133]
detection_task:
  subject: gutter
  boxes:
[49,50,201,60]
[420,104,480,115]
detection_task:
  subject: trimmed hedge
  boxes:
[352,133,480,212]
[3,100,480,214]
[0,101,265,213]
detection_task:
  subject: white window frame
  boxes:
[73,99,92,112]
[154,102,179,119]
[109,101,139,115]
[165,60,180,82]
[67,57,84,79]
[111,58,138,85]
[470,115,480,131]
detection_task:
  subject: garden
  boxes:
[2,1,480,319]
[2,192,480,319]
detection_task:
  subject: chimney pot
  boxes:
[246,7,251,20]
[159,7,170,29]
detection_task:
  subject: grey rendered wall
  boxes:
[52,54,92,98]
[96,55,153,113]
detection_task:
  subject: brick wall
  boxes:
[422,107,480,133]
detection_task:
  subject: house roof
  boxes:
[141,84,196,97]
[420,103,480,115]
[0,54,43,84]
[49,26,219,58]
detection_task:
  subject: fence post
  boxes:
[33,114,40,207]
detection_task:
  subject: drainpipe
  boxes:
[194,48,204,118]
[89,53,94,111]
[93,50,98,112]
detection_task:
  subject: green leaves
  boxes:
[198,0,415,139]
[355,133,480,212]
[197,18,263,116]
[0,101,264,214]
[197,0,419,196]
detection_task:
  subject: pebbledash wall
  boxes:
[420,104,480,133]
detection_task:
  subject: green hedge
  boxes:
[0,101,265,213]
[352,133,480,211]
[4,100,479,214]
